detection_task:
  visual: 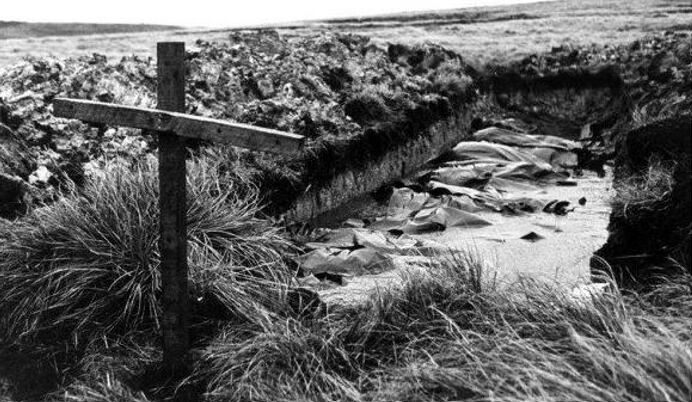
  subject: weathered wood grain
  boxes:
[157,42,189,374]
[53,98,304,155]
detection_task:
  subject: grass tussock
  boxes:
[42,335,160,402]
[196,250,692,402]
[0,154,294,350]
[617,157,676,210]
[373,278,692,402]
[630,95,690,130]
[427,59,475,104]
[343,86,395,126]
[201,317,360,402]
[50,379,151,402]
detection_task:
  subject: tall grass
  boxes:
[197,250,692,402]
[617,157,676,210]
[0,154,294,350]
[372,275,692,402]
[38,334,161,402]
[55,379,152,402]
[630,95,690,130]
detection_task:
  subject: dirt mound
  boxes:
[506,31,692,129]
[0,31,475,218]
[592,116,691,287]
[2,29,688,227]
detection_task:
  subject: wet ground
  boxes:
[417,170,614,285]
[317,170,613,305]
[297,127,614,305]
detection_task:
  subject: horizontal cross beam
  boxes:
[53,98,304,155]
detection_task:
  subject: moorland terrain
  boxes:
[1,0,691,66]
[0,0,691,401]
[0,21,180,40]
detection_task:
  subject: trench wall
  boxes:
[592,116,692,286]
[285,106,479,225]
[284,68,626,226]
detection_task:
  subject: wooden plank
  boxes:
[53,98,304,155]
[156,42,189,374]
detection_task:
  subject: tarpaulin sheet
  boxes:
[298,127,579,285]
[472,127,581,168]
[431,162,566,188]
[373,187,494,234]
[473,127,580,152]
[300,247,393,275]
[447,141,554,168]
[299,227,444,277]
[379,129,579,229]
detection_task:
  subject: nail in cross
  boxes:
[53,42,304,372]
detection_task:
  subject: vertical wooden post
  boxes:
[156,42,189,372]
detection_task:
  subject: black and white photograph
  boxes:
[1,0,691,400]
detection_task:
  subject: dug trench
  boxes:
[290,67,627,302]
[0,30,690,401]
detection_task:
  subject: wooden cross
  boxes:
[53,42,304,373]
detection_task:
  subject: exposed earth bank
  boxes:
[593,117,691,287]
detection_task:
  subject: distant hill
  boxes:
[0,21,181,40]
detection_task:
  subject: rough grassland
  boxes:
[196,256,692,402]
[0,21,179,40]
[339,0,692,66]
[1,0,691,67]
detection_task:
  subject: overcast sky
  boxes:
[3,0,549,27]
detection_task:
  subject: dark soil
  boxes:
[0,31,476,218]
[593,116,691,287]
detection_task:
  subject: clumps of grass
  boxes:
[428,71,473,104]
[336,251,486,367]
[639,268,692,313]
[630,95,690,130]
[342,66,471,129]
[42,335,161,402]
[200,316,361,402]
[616,157,676,211]
[343,86,392,126]
[427,60,475,105]
[195,249,692,402]
[366,265,692,402]
[195,250,486,401]
[0,153,294,351]
[53,378,151,402]
[377,317,692,402]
